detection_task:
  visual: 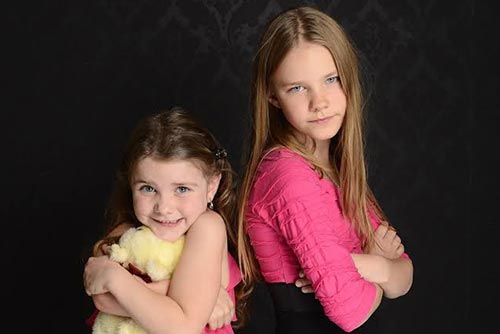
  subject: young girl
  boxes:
[236,6,413,334]
[84,107,241,334]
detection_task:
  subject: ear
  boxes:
[267,90,281,109]
[207,173,222,203]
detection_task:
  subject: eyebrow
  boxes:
[172,182,199,188]
[324,71,339,78]
[278,71,339,88]
[132,179,155,186]
[133,180,199,187]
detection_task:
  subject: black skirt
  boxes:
[267,283,380,334]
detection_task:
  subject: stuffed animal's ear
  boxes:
[109,244,129,263]
[119,227,137,243]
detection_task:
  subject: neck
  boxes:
[312,139,331,166]
[291,131,331,166]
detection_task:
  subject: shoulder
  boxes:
[187,210,226,241]
[262,147,312,167]
[258,147,319,182]
[247,148,334,211]
[255,147,322,192]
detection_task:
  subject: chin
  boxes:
[160,234,181,243]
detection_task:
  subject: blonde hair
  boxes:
[235,6,389,324]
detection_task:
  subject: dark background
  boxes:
[3,0,496,333]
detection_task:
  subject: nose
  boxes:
[154,194,174,214]
[309,87,328,112]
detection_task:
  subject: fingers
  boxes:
[301,286,314,293]
[376,224,401,244]
[83,259,91,295]
[208,287,234,330]
[396,243,404,256]
[384,229,397,242]
[224,307,234,326]
[208,318,220,330]
[376,224,398,241]
[294,278,310,287]
[375,224,389,239]
[295,277,314,293]
[101,244,112,255]
[208,304,233,330]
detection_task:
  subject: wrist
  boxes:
[106,262,129,293]
[379,256,391,284]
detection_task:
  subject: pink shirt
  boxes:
[246,148,409,332]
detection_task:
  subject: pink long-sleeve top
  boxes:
[246,148,409,332]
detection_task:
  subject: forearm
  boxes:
[351,253,413,298]
[92,293,128,316]
[93,279,168,316]
[379,257,413,298]
[109,269,204,334]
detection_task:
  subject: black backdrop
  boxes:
[4,0,496,333]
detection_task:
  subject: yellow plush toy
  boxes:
[92,225,185,334]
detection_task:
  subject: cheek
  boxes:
[333,88,347,111]
[282,94,305,109]
[280,98,304,121]
[282,108,303,130]
[188,195,209,213]
[132,195,149,214]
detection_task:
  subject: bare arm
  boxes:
[92,293,127,316]
[92,277,169,315]
[84,211,226,334]
[89,222,234,329]
[356,224,413,298]
[93,278,234,328]
[351,254,413,299]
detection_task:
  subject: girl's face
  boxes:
[131,157,220,242]
[269,40,346,149]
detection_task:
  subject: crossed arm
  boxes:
[352,224,413,298]
[84,212,234,333]
[295,224,413,299]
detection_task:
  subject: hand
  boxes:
[83,255,123,296]
[207,286,234,330]
[367,224,404,259]
[295,270,314,293]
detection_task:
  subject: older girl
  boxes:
[236,6,413,334]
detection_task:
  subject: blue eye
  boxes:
[139,185,155,193]
[176,186,190,194]
[326,76,340,84]
[288,85,305,93]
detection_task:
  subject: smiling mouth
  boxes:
[154,217,183,225]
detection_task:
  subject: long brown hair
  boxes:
[92,106,238,267]
[235,6,390,323]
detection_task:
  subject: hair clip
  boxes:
[215,148,227,160]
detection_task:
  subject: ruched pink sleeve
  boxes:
[246,149,377,332]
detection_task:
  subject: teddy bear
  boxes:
[92,225,185,334]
